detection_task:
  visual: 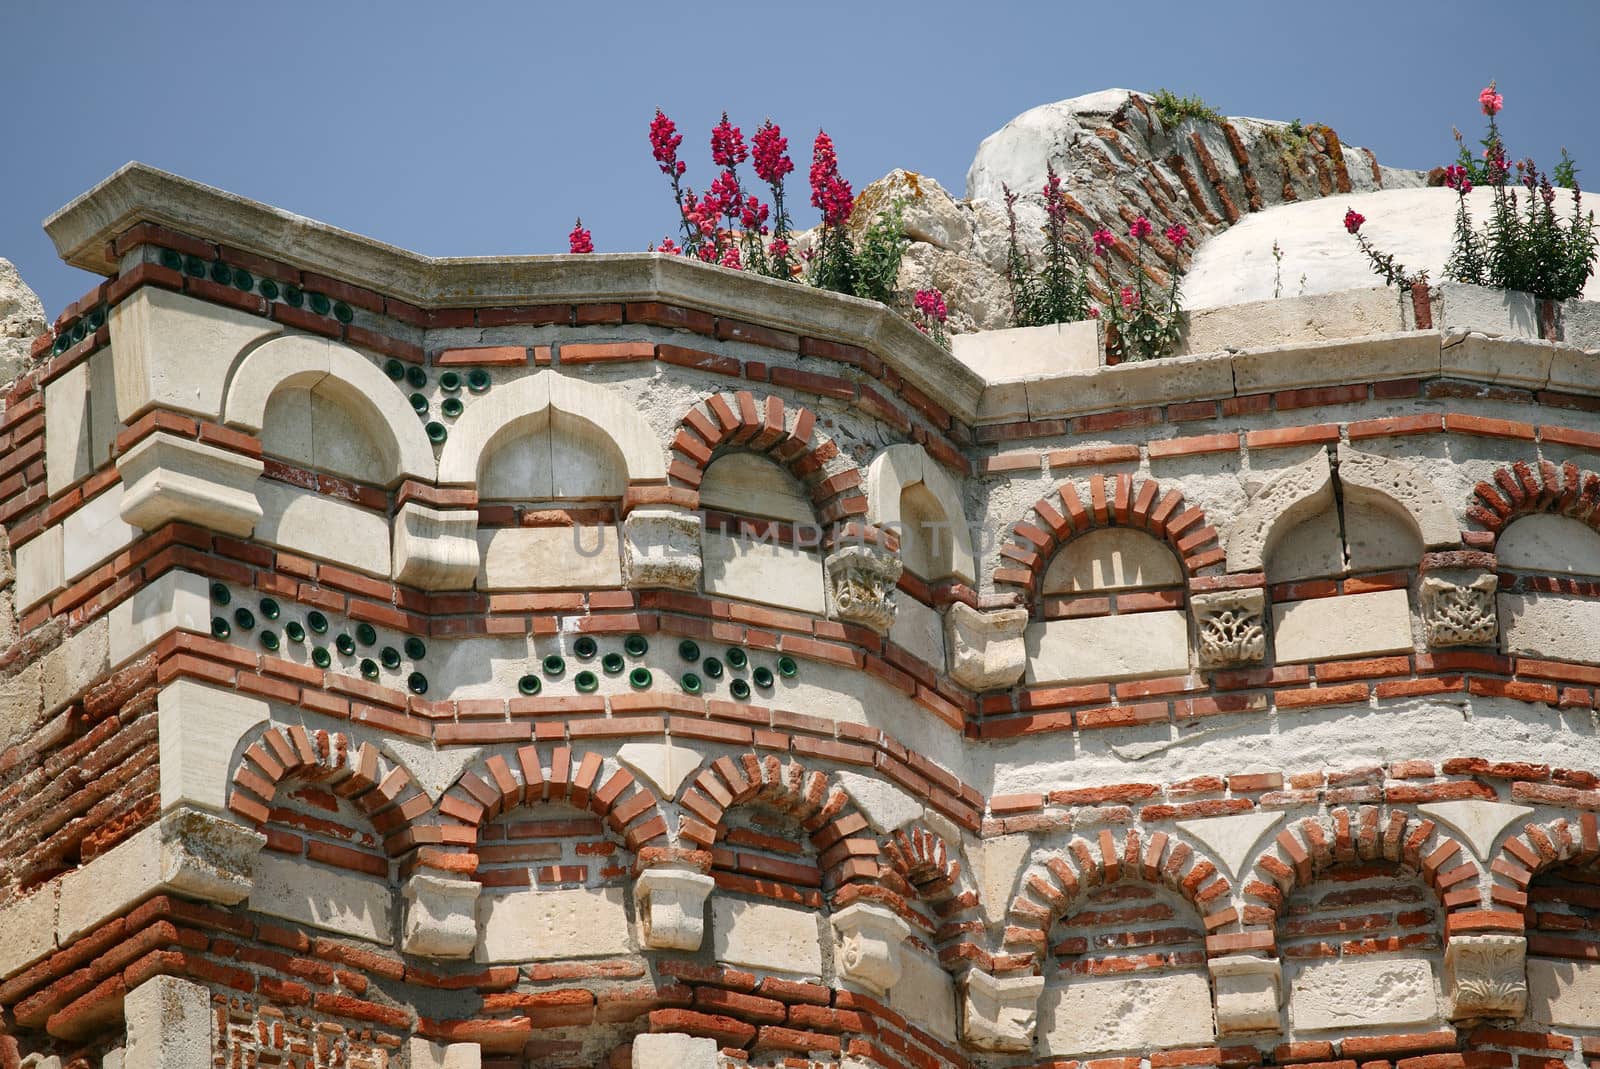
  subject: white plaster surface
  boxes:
[1038,972,1215,1055]
[711,898,824,978]
[475,886,631,962]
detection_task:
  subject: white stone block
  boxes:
[109,286,281,421]
[401,874,481,959]
[1527,957,1600,1027]
[1436,282,1540,340]
[0,661,43,751]
[711,898,824,978]
[87,347,122,471]
[1440,333,1553,388]
[961,970,1044,1053]
[409,1039,480,1069]
[832,901,910,995]
[477,525,620,590]
[1210,953,1282,1034]
[110,569,211,667]
[1500,592,1600,666]
[701,452,817,523]
[635,866,714,951]
[944,602,1028,692]
[888,592,944,673]
[42,616,108,714]
[1043,527,1184,593]
[158,679,270,814]
[951,320,1102,380]
[701,532,825,614]
[1418,800,1533,861]
[621,507,702,591]
[13,526,63,611]
[255,479,389,577]
[1288,957,1440,1032]
[1039,972,1215,1055]
[0,884,56,979]
[1024,611,1189,685]
[1272,589,1415,665]
[630,1034,717,1069]
[118,432,264,537]
[616,743,703,799]
[833,770,922,835]
[889,948,956,1044]
[1181,288,1404,354]
[124,976,213,1069]
[251,852,393,944]
[475,886,631,963]
[44,361,93,496]
[1498,514,1600,576]
[61,485,136,581]
[392,504,480,591]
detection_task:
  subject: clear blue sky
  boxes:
[5,1,1597,316]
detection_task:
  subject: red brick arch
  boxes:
[1467,458,1600,538]
[1489,812,1600,893]
[1002,828,1229,971]
[883,823,985,973]
[667,391,867,525]
[994,472,1223,598]
[226,726,421,857]
[434,746,666,852]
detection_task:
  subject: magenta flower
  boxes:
[1343,209,1365,234]
[649,109,686,178]
[568,218,593,254]
[719,244,742,269]
[914,288,948,324]
[740,195,770,231]
[656,237,681,255]
[768,238,790,260]
[710,113,747,168]
[1092,228,1115,256]
[1443,165,1473,195]
[1164,223,1189,247]
[809,131,853,226]
[709,169,742,216]
[1129,216,1153,240]
[752,120,794,184]
[1479,83,1503,117]
[1119,285,1138,309]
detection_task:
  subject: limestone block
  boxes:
[61,485,136,581]
[1436,282,1540,340]
[476,886,631,963]
[42,616,108,714]
[1039,972,1215,1055]
[1498,514,1600,575]
[1561,296,1600,350]
[833,770,922,835]
[401,874,481,959]
[1421,573,1498,648]
[970,834,1034,928]
[158,680,270,814]
[109,286,281,421]
[392,504,480,591]
[1181,287,1404,354]
[1440,333,1554,388]
[124,976,213,1069]
[251,852,392,944]
[255,480,389,577]
[951,320,1101,379]
[631,1034,717,1069]
[87,347,122,471]
[616,743,703,799]
[1549,338,1600,392]
[1288,958,1440,1032]
[476,525,619,591]
[889,948,957,1044]
[945,602,1028,692]
[1272,589,1414,665]
[118,432,263,537]
[826,544,903,634]
[1042,527,1184,593]
[701,452,817,523]
[1268,507,1345,583]
[1175,811,1282,878]
[1418,800,1533,860]
[1230,331,1441,394]
[863,444,977,584]
[1225,450,1333,573]
[960,970,1044,1053]
[1499,592,1600,666]
[1337,443,1458,550]
[1191,588,1267,669]
[888,592,944,672]
[0,661,43,751]
[635,865,714,951]
[832,901,911,995]
[1445,934,1527,1020]
[1024,611,1189,685]
[109,569,210,667]
[1209,954,1282,1035]
[622,507,702,591]
[701,532,825,614]
[44,361,93,496]
[1527,958,1600,1027]
[0,885,57,979]
[711,898,823,978]
[1023,351,1236,420]
[13,526,63,611]
[409,1039,480,1069]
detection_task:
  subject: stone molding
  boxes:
[400,873,482,959]
[392,503,481,591]
[825,544,902,634]
[1224,450,1333,573]
[944,602,1028,691]
[864,443,977,585]
[117,431,264,537]
[621,507,703,591]
[959,970,1044,1052]
[1208,952,1282,1034]
[634,865,715,952]
[830,901,911,995]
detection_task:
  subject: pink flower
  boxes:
[1087,305,1100,319]
[709,169,742,217]
[752,120,794,184]
[719,244,742,269]
[1479,83,1503,116]
[767,238,790,259]
[914,288,948,324]
[649,109,685,178]
[1343,209,1365,234]
[710,113,747,168]
[1119,286,1137,309]
[1443,165,1473,194]
[1164,223,1189,247]
[1092,228,1115,256]
[810,131,853,226]
[568,218,593,254]
[1129,216,1153,240]
[740,195,770,231]
[656,237,681,255]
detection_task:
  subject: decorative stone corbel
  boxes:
[118,431,263,537]
[831,901,911,995]
[392,504,480,590]
[944,602,1028,691]
[1208,953,1282,1034]
[158,807,265,905]
[400,873,482,959]
[634,865,715,950]
[825,544,902,634]
[1421,572,1499,648]
[1444,933,1527,1020]
[621,507,702,591]
[960,970,1044,1053]
[1191,587,1268,669]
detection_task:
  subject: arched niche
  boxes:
[1499,513,1600,575]
[223,333,436,485]
[1042,527,1184,594]
[478,408,629,500]
[700,452,815,523]
[865,444,975,584]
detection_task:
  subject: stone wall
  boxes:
[1,164,1600,1069]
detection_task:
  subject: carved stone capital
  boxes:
[945,602,1028,691]
[831,901,911,995]
[1191,588,1268,669]
[634,864,715,951]
[826,544,903,634]
[158,807,265,906]
[1421,572,1499,648]
[960,970,1044,1053]
[1445,933,1527,1020]
[622,507,702,591]
[392,504,480,591]
[1208,952,1282,1034]
[400,873,482,959]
